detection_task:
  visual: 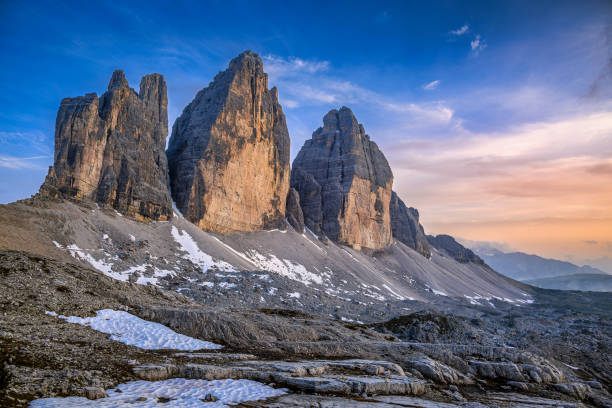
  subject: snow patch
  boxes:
[288,292,301,298]
[431,289,448,297]
[382,284,406,300]
[65,244,115,276]
[30,378,286,407]
[46,309,221,351]
[243,250,322,285]
[171,226,235,272]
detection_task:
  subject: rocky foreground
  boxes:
[1,249,610,407]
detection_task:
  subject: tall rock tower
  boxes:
[167,51,291,233]
[291,107,393,251]
[39,70,172,221]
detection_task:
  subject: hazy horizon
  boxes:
[1,0,610,268]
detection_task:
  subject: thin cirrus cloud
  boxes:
[423,80,440,90]
[388,110,612,262]
[0,154,50,170]
[263,54,453,124]
[451,25,469,36]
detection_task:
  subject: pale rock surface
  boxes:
[167,51,290,233]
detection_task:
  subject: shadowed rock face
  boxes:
[389,192,431,258]
[291,107,393,251]
[39,70,172,221]
[167,51,290,233]
[428,234,484,264]
[286,188,304,233]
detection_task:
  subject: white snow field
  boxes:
[29,378,287,407]
[45,309,221,350]
[171,226,236,272]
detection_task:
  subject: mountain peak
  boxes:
[292,107,393,251]
[228,50,264,72]
[108,69,129,90]
[39,70,172,221]
[167,51,290,233]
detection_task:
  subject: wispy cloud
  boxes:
[388,110,612,262]
[423,80,440,90]
[470,34,487,54]
[263,55,329,77]
[0,154,50,170]
[0,131,51,155]
[264,55,454,129]
[451,25,469,36]
[384,101,454,123]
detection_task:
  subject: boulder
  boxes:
[291,107,393,251]
[83,386,108,400]
[404,356,471,385]
[39,70,172,221]
[167,51,290,233]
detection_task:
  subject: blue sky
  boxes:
[1,1,611,266]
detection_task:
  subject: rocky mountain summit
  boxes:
[167,51,291,233]
[291,107,393,251]
[39,70,172,221]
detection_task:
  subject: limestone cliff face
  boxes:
[291,107,393,251]
[389,192,431,258]
[167,51,290,233]
[39,70,172,221]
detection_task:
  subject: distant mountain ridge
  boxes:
[472,247,609,281]
[524,273,612,292]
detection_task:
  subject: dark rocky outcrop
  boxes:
[389,192,430,257]
[39,70,172,221]
[428,235,484,264]
[167,51,290,233]
[285,188,304,233]
[291,107,393,251]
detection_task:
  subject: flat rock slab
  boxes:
[173,352,256,362]
[323,359,405,376]
[483,392,587,407]
[374,396,489,407]
[239,360,329,376]
[284,375,426,396]
[132,364,178,381]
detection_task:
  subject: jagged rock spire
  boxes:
[39,70,172,221]
[291,107,393,251]
[167,50,290,233]
[108,69,129,90]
